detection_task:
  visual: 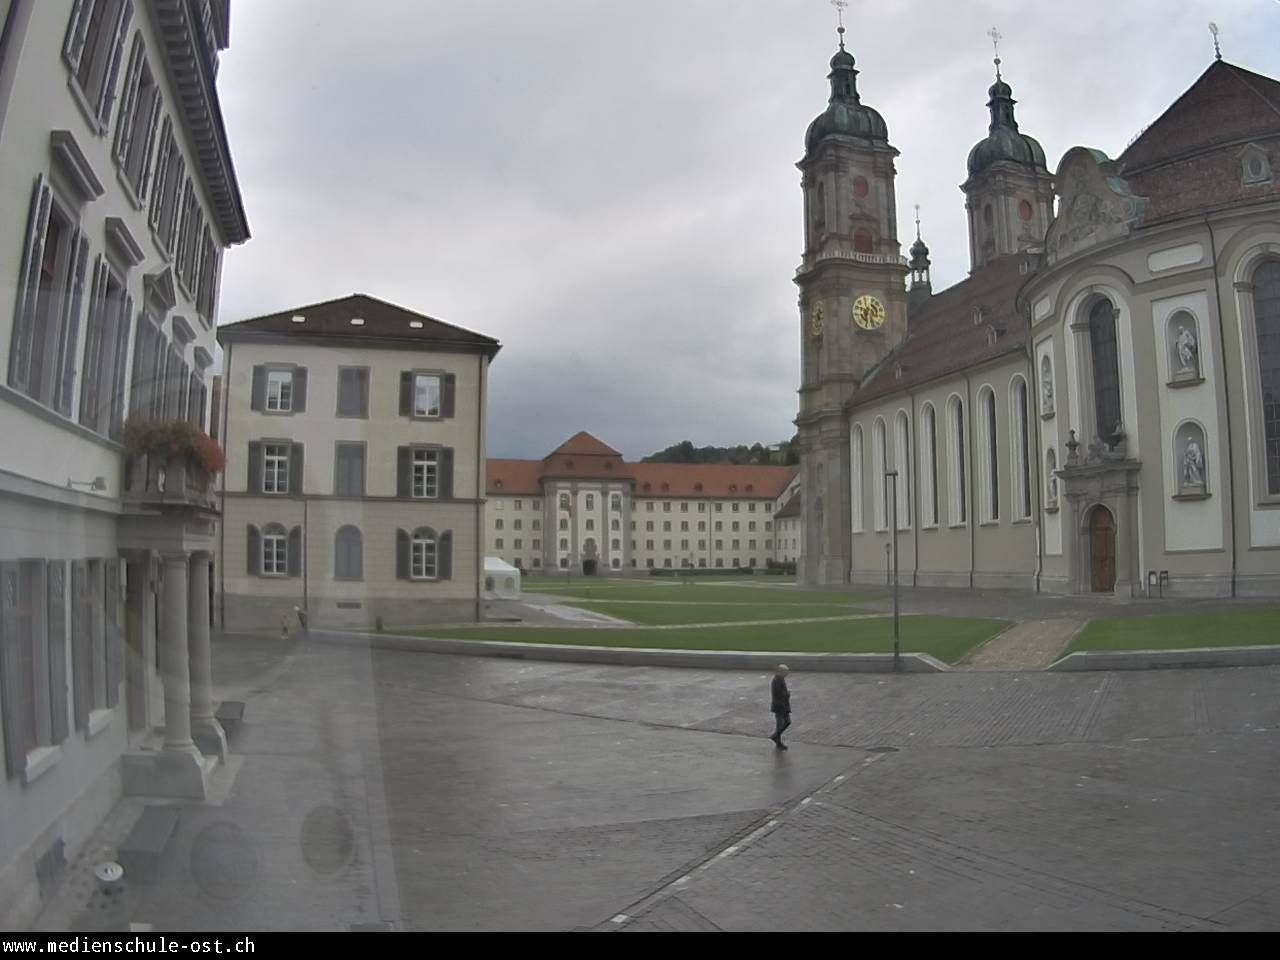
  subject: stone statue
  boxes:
[1048,475,1058,503]
[1176,326,1198,375]
[1182,438,1205,488]
[1041,375,1054,411]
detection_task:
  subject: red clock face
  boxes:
[1018,199,1034,222]
[852,176,869,199]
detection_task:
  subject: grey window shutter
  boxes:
[47,561,69,745]
[248,441,263,493]
[441,447,455,499]
[359,368,370,417]
[293,366,307,413]
[397,446,410,498]
[98,0,134,125]
[443,374,456,418]
[396,529,409,580]
[57,231,90,415]
[113,39,142,165]
[104,561,122,709]
[287,526,303,578]
[399,371,412,416]
[1,561,26,778]
[440,531,453,581]
[10,177,53,394]
[79,258,108,428]
[352,446,366,497]
[290,443,304,495]
[247,525,261,576]
[351,530,363,580]
[137,91,162,202]
[250,365,266,411]
[71,561,89,733]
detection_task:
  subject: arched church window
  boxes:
[1089,299,1123,446]
[872,418,887,530]
[894,411,911,529]
[978,387,999,522]
[948,395,967,525]
[1018,199,1034,222]
[850,424,864,533]
[852,176,869,199]
[1253,260,1280,494]
[921,404,939,526]
[1011,377,1031,519]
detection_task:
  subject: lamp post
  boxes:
[885,469,901,672]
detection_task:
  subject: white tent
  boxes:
[482,557,522,600]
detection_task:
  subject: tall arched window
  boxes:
[978,387,999,522]
[1010,377,1031,519]
[894,411,911,528]
[948,395,967,525]
[334,525,363,580]
[921,403,938,526]
[1090,298,1123,445]
[872,418,887,530]
[850,424,864,533]
[1253,260,1280,494]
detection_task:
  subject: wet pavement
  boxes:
[33,631,1280,932]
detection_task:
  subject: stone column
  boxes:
[188,553,226,761]
[124,555,153,734]
[160,552,197,755]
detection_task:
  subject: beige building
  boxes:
[796,35,1280,598]
[0,0,248,927]
[486,433,799,573]
[217,294,500,629]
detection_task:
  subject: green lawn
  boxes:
[410,615,1009,664]
[1067,610,1280,655]
[566,600,870,626]
[522,579,875,606]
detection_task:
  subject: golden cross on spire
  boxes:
[1209,22,1222,61]
[988,26,1003,79]
[831,0,848,49]
[914,204,922,241]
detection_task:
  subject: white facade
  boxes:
[0,0,247,929]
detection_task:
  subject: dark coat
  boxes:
[771,675,791,715]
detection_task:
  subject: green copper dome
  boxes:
[805,44,889,153]
[966,76,1046,177]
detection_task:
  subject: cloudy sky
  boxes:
[213,0,1278,460]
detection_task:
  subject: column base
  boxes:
[191,717,228,764]
[122,746,210,801]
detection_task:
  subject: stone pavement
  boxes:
[959,619,1086,670]
[30,634,1280,932]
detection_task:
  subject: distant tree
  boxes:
[642,438,801,465]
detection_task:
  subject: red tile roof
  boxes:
[1119,61,1280,223]
[851,254,1032,408]
[486,438,799,500]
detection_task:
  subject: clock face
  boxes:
[852,295,886,331]
[809,303,825,338]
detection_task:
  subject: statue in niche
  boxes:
[1041,374,1054,411]
[1182,437,1205,488]
[1175,325,1199,376]
[1048,475,1059,503]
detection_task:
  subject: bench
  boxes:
[118,805,180,885]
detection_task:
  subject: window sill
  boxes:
[921,524,940,531]
[979,520,1001,527]
[260,408,296,416]
[948,523,969,530]
[1012,517,1035,525]
[1172,491,1211,501]
[1044,504,1060,514]
[1040,410,1055,421]
[1166,376,1205,389]
[334,576,365,583]
[23,745,62,785]
[87,708,112,739]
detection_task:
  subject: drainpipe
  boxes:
[1027,310,1045,593]
[475,355,485,621]
[1205,218,1239,597]
[964,371,975,588]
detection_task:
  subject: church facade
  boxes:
[796,35,1280,598]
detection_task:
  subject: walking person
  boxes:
[770,664,791,750]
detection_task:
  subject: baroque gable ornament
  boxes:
[1045,147,1149,263]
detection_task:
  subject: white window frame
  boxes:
[262,529,287,575]
[413,373,442,418]
[265,369,293,412]
[412,448,439,499]
[410,535,438,580]
[872,418,888,531]
[263,444,290,494]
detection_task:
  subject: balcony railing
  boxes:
[796,246,910,276]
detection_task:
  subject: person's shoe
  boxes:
[777,741,788,750]
[769,733,780,746]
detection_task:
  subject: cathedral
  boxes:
[795,27,1280,597]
